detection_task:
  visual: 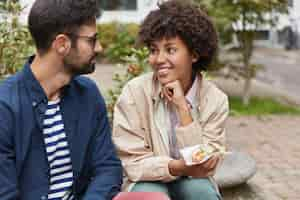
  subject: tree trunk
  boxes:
[239,14,254,106]
[242,74,252,106]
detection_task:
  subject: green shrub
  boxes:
[0,0,34,78]
[104,30,135,63]
[97,22,119,49]
[124,23,139,40]
[97,22,139,63]
[106,47,150,121]
[97,22,139,48]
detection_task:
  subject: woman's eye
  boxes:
[167,47,176,54]
[149,48,157,55]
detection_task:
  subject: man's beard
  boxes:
[63,54,97,76]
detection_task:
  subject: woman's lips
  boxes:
[157,67,171,76]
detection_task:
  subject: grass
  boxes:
[229,96,300,116]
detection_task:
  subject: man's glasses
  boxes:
[67,33,99,48]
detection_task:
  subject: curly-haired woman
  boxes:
[112,1,229,199]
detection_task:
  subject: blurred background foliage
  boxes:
[0,0,34,79]
[97,22,139,63]
[105,47,150,120]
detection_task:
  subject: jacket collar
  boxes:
[21,55,83,105]
[151,74,162,102]
[21,56,48,106]
[185,75,199,109]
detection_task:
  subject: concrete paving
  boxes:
[223,116,300,200]
[254,48,300,101]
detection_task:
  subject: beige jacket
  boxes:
[112,72,229,191]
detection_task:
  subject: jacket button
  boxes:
[32,101,37,107]
[41,195,47,200]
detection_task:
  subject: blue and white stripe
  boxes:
[43,99,74,200]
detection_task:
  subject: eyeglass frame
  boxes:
[66,33,99,48]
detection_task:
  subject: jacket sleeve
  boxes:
[0,102,19,199]
[83,93,123,200]
[175,92,229,155]
[112,84,177,183]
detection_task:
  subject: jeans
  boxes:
[131,177,221,200]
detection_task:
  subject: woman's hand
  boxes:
[169,155,220,178]
[162,80,193,126]
[162,80,186,108]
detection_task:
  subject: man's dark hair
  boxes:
[28,0,101,54]
[138,0,218,71]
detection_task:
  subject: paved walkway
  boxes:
[87,63,300,200]
[253,47,300,101]
[223,116,300,200]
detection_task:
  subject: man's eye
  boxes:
[90,37,97,43]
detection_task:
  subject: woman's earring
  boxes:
[192,57,198,63]
[192,53,199,63]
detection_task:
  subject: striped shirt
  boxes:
[43,99,74,200]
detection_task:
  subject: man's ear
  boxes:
[52,34,71,56]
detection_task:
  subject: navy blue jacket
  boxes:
[0,57,123,200]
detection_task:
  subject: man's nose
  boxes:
[94,40,103,54]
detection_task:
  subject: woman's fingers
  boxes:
[166,87,174,97]
[200,155,220,170]
[185,156,219,178]
[162,81,186,105]
[207,156,219,170]
[162,87,172,101]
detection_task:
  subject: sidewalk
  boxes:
[252,47,300,101]
[223,116,300,200]
[254,47,300,63]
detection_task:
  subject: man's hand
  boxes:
[169,155,220,178]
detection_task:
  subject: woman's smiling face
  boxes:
[148,36,197,88]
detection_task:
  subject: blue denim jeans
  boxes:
[131,177,221,200]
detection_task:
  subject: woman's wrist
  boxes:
[168,159,186,177]
[176,102,193,126]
